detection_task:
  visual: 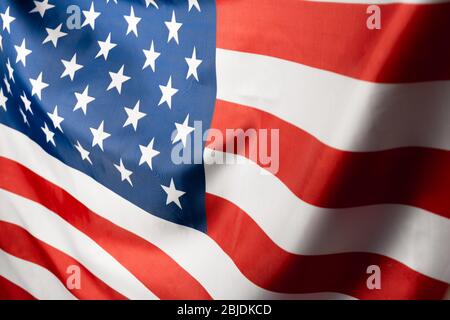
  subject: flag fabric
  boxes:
[0,0,449,300]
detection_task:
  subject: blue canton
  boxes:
[0,0,217,232]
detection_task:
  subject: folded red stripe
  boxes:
[0,221,125,300]
[206,193,448,299]
[0,157,212,300]
[209,100,450,219]
[217,0,450,83]
[0,276,36,300]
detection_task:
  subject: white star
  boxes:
[30,0,54,17]
[107,65,130,94]
[20,92,32,114]
[61,54,83,81]
[188,0,201,12]
[82,2,101,30]
[124,6,141,37]
[75,141,92,164]
[3,76,11,94]
[106,0,118,3]
[139,138,160,170]
[96,33,116,60]
[161,178,185,209]
[142,40,160,72]
[47,105,64,132]
[3,75,12,94]
[42,123,56,146]
[0,88,7,111]
[158,76,178,109]
[74,85,95,115]
[114,159,133,186]
[173,114,194,147]
[14,39,32,67]
[19,108,29,126]
[90,121,110,151]
[123,100,146,131]
[165,11,182,44]
[43,24,67,47]
[1,7,15,34]
[29,72,49,100]
[6,59,14,82]
[185,47,202,81]
[145,0,159,8]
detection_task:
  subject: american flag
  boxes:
[0,0,449,300]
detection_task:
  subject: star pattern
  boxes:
[142,40,160,72]
[188,0,201,12]
[0,88,7,111]
[145,0,159,9]
[47,105,64,132]
[96,33,116,60]
[124,6,141,37]
[158,76,178,109]
[123,100,146,131]
[43,24,67,47]
[61,54,83,81]
[82,2,101,30]
[41,122,56,146]
[20,92,32,114]
[14,39,32,67]
[75,140,92,164]
[29,72,49,100]
[74,85,95,114]
[165,11,182,44]
[185,47,202,81]
[1,7,15,34]
[114,158,134,186]
[107,65,130,94]
[139,138,160,170]
[30,0,55,18]
[0,1,216,230]
[90,121,111,151]
[161,178,185,209]
[173,114,194,147]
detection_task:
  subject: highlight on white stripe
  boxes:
[0,189,158,300]
[204,149,450,284]
[216,49,450,151]
[0,248,76,300]
[0,124,355,300]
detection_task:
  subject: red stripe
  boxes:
[0,276,36,300]
[0,157,212,300]
[206,193,448,299]
[208,100,450,219]
[217,0,450,83]
[0,221,125,300]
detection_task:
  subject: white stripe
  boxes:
[0,249,76,300]
[0,189,158,300]
[0,124,355,300]
[204,148,450,284]
[216,49,450,151]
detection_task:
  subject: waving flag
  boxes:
[0,0,449,300]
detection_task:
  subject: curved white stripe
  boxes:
[0,124,355,300]
[0,249,76,300]
[0,189,157,300]
[216,49,450,151]
[204,148,450,284]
